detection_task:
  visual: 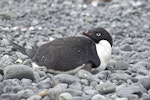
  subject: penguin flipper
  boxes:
[9,40,35,58]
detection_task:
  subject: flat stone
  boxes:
[120,44,132,51]
[69,82,82,90]
[4,64,34,81]
[95,81,116,94]
[37,78,51,89]
[114,61,131,70]
[116,83,146,97]
[52,74,80,86]
[76,69,92,79]
[1,93,20,100]
[110,73,131,82]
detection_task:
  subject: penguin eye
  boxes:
[96,33,101,36]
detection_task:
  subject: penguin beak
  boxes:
[83,31,89,36]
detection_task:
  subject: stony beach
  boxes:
[0,0,150,100]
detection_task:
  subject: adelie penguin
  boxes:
[9,27,113,74]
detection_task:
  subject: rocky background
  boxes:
[0,0,150,100]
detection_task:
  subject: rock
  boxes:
[4,64,34,81]
[0,74,3,82]
[72,96,91,100]
[42,96,51,100]
[110,73,131,82]
[39,90,48,97]
[37,78,51,89]
[1,93,20,100]
[17,89,35,99]
[92,94,106,100]
[138,77,150,90]
[116,83,146,97]
[114,61,131,70]
[59,92,72,100]
[54,83,68,89]
[48,88,82,100]
[27,95,42,100]
[84,89,98,95]
[140,93,150,100]
[0,11,18,19]
[115,98,128,100]
[52,74,80,86]
[127,94,139,100]
[95,81,116,94]
[120,44,132,51]
[76,69,92,79]
[69,82,82,90]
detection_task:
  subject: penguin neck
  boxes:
[95,40,112,71]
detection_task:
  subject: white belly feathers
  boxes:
[94,40,112,71]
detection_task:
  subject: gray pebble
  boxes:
[110,73,131,82]
[1,93,20,100]
[52,74,80,86]
[69,82,82,90]
[92,94,106,100]
[84,89,98,96]
[116,83,146,97]
[120,44,132,51]
[0,74,3,82]
[37,78,51,89]
[115,98,128,100]
[96,81,116,94]
[114,61,131,70]
[4,64,35,81]
[17,89,35,99]
[138,77,150,90]
[76,69,92,79]
[127,94,139,100]
[27,95,42,100]
[42,96,51,100]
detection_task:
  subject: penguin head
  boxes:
[83,27,113,46]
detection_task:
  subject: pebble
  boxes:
[69,82,82,90]
[114,61,131,70]
[116,83,146,97]
[110,73,131,82]
[52,74,80,86]
[37,78,51,89]
[76,69,92,79]
[96,81,116,94]
[59,92,72,100]
[0,93,20,100]
[120,44,132,51]
[115,98,128,100]
[92,94,106,100]
[39,90,48,97]
[17,89,35,99]
[138,77,150,90]
[27,95,42,100]
[3,64,35,81]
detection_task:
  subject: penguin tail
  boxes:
[8,40,35,58]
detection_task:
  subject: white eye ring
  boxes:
[96,33,101,36]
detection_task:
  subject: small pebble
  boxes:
[59,92,72,100]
